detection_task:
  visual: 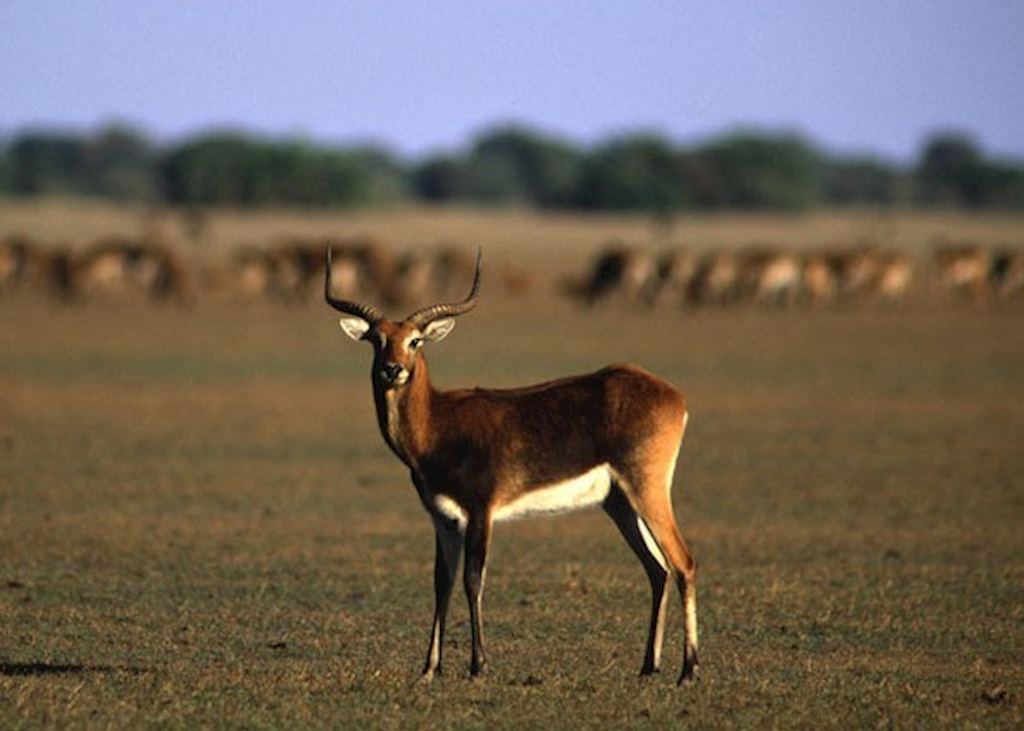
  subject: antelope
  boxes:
[0,238,77,302]
[431,244,479,300]
[229,246,275,298]
[72,238,193,304]
[0,237,32,295]
[389,250,436,307]
[324,248,699,685]
[737,248,802,306]
[579,245,658,306]
[688,249,740,305]
[933,244,990,301]
[991,248,1024,300]
[802,252,837,306]
[648,248,697,307]
[831,246,883,300]
[875,252,914,301]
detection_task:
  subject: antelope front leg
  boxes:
[422,521,463,681]
[463,517,491,677]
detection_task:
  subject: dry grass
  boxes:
[1,202,1023,728]
[3,198,1023,265]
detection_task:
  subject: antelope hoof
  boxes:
[470,660,488,678]
[639,665,660,678]
[678,651,699,686]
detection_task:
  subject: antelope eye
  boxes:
[409,337,423,349]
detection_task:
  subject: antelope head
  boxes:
[325,246,481,390]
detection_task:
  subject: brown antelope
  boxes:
[324,248,699,685]
[648,248,697,307]
[874,252,914,301]
[830,246,883,300]
[579,245,658,306]
[389,249,436,307]
[933,244,990,301]
[228,246,275,298]
[991,248,1024,300]
[71,238,193,304]
[801,252,837,306]
[431,244,479,300]
[0,237,32,295]
[737,248,802,306]
[0,238,77,302]
[688,250,740,305]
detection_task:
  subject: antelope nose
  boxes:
[379,362,406,384]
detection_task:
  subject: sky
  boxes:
[2,1,1022,162]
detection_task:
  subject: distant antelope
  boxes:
[648,248,697,307]
[991,248,1024,300]
[579,246,657,306]
[229,247,275,298]
[262,239,321,302]
[933,244,990,301]
[737,248,802,305]
[74,238,193,304]
[431,244,478,300]
[688,250,740,305]
[0,238,78,302]
[388,250,436,307]
[830,246,883,300]
[875,252,914,301]
[325,248,699,685]
[0,237,32,295]
[801,253,837,306]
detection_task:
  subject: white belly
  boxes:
[433,494,468,529]
[492,464,612,523]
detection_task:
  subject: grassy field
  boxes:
[4,197,1024,263]
[1,203,1023,728]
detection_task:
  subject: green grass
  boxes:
[2,248,1023,727]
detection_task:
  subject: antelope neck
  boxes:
[374,355,435,467]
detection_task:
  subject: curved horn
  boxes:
[324,246,382,323]
[406,248,482,326]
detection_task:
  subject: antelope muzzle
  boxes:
[378,362,409,387]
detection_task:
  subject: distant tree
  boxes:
[348,146,408,203]
[461,152,524,203]
[6,125,159,201]
[0,142,10,194]
[411,155,469,202]
[974,159,1024,209]
[916,133,1024,209]
[916,133,984,206]
[4,122,1023,211]
[693,132,822,210]
[823,156,908,206]
[8,132,90,195]
[575,133,692,213]
[160,133,250,204]
[161,133,400,207]
[86,125,159,201]
[467,126,584,207]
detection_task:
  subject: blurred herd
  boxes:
[568,241,1023,307]
[2,232,1021,310]
[0,234,526,308]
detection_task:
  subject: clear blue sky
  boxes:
[2,1,1021,161]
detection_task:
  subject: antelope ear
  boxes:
[339,317,371,341]
[422,318,455,342]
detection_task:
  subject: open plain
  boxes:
[1,203,1022,728]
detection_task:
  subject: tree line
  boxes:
[1,124,1022,212]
